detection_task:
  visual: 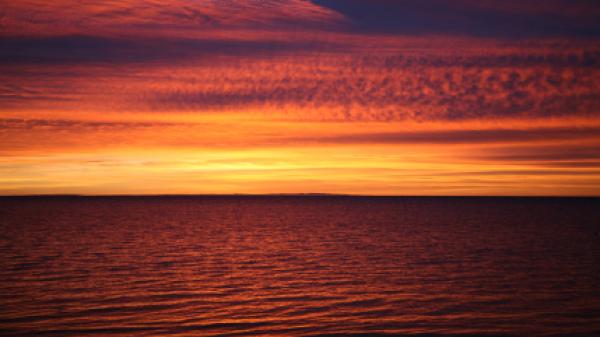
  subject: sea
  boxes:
[1,196,599,336]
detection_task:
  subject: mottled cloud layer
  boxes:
[3,47,598,122]
[2,1,599,123]
[145,50,600,121]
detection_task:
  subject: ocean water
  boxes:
[1,196,599,337]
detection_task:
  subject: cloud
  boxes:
[435,169,600,176]
[0,0,344,36]
[534,161,600,168]
[477,144,600,162]
[140,51,600,121]
[288,126,600,145]
[0,35,344,65]
[0,118,175,131]
[2,46,598,122]
[1,1,599,127]
[2,1,598,124]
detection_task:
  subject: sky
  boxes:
[1,0,600,196]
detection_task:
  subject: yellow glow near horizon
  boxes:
[2,112,600,195]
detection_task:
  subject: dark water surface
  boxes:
[1,196,599,337]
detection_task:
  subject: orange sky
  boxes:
[1,0,600,195]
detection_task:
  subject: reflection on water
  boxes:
[1,196,599,336]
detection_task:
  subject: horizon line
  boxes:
[1,193,599,198]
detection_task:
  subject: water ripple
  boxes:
[1,196,599,336]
